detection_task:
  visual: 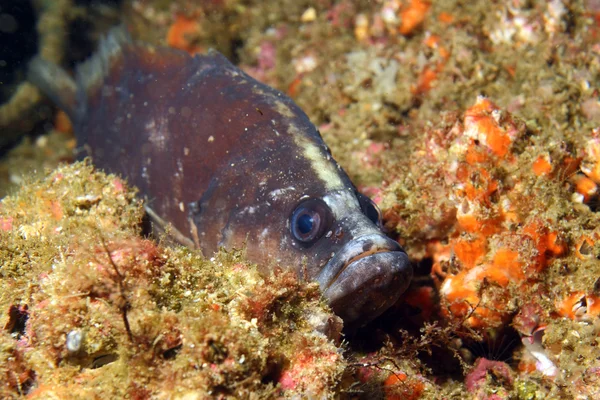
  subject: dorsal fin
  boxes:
[28,26,133,125]
[75,25,132,98]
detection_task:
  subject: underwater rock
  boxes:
[0,162,345,398]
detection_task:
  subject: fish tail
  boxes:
[28,56,79,122]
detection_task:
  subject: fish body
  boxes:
[28,28,412,325]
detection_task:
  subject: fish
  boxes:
[28,27,412,325]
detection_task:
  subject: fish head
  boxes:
[187,86,412,325]
[287,188,413,325]
[190,141,412,326]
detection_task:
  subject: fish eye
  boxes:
[357,193,382,226]
[290,199,332,245]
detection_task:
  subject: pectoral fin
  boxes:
[144,205,196,248]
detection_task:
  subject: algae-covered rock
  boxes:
[0,162,344,399]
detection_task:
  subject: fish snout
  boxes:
[319,234,412,325]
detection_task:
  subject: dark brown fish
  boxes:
[28,28,412,325]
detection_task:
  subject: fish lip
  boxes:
[317,234,413,324]
[317,234,404,289]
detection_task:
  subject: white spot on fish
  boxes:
[268,186,296,201]
[259,228,270,242]
[322,190,378,237]
[147,116,170,151]
[141,166,150,183]
[240,205,257,216]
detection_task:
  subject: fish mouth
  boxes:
[317,234,412,325]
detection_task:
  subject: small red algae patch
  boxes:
[532,154,553,176]
[411,32,450,96]
[453,235,487,269]
[572,128,600,205]
[384,370,425,400]
[0,216,12,231]
[53,110,72,134]
[166,14,203,54]
[574,235,595,260]
[466,358,513,395]
[398,0,431,35]
[556,292,600,321]
[464,97,515,158]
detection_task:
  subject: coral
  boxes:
[384,97,573,331]
[382,93,600,397]
[0,162,344,398]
